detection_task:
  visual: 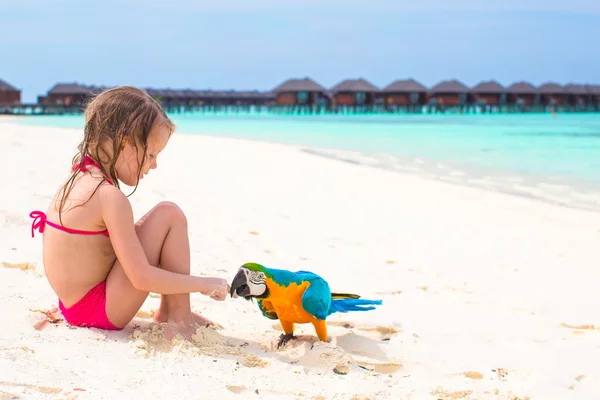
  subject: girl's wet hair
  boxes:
[56,86,175,224]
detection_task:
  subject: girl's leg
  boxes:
[105,201,213,338]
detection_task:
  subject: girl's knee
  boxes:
[155,201,187,225]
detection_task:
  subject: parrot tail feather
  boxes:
[329,298,382,314]
[331,292,361,299]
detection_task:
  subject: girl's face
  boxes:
[115,122,171,187]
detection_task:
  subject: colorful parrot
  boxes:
[229,262,382,348]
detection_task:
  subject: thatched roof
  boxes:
[583,85,600,95]
[147,89,195,98]
[470,80,505,93]
[143,88,275,100]
[330,78,379,93]
[48,83,95,95]
[585,85,600,95]
[563,84,589,95]
[538,82,564,94]
[0,79,18,92]
[506,81,537,94]
[381,79,427,93]
[273,77,326,92]
[430,79,469,94]
[89,86,110,94]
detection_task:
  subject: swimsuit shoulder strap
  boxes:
[73,155,114,185]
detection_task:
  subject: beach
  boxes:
[1,117,599,399]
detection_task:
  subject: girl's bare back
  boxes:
[43,169,117,308]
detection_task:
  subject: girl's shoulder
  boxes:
[98,183,134,221]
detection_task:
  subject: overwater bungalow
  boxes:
[380,79,428,108]
[156,89,187,105]
[0,79,21,104]
[584,85,600,109]
[259,91,277,106]
[39,83,99,107]
[506,81,538,108]
[537,82,566,107]
[429,79,469,108]
[470,80,505,107]
[273,77,328,106]
[209,90,275,106]
[148,89,198,106]
[563,84,590,109]
[330,78,378,106]
[143,88,274,109]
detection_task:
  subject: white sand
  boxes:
[1,119,599,400]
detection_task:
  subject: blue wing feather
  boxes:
[300,274,332,320]
[294,270,317,275]
[329,298,382,314]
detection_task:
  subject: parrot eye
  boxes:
[248,270,266,283]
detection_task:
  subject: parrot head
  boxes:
[230,262,270,300]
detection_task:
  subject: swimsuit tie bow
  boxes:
[30,211,47,238]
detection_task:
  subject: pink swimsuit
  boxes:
[30,156,121,331]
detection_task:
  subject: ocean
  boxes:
[13,112,600,212]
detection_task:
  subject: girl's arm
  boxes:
[100,187,221,295]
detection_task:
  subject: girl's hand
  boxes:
[201,277,229,301]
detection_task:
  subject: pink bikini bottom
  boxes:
[58,281,122,331]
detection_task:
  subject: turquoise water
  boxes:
[15,113,600,185]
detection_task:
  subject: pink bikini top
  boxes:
[30,156,113,238]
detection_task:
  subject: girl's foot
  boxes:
[153,308,222,339]
[152,305,169,324]
[163,319,197,341]
[191,312,222,330]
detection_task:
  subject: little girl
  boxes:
[29,86,230,339]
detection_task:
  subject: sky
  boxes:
[1,0,599,102]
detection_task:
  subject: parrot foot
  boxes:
[277,333,295,349]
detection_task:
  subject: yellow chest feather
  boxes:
[262,278,319,323]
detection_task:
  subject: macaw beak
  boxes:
[230,269,251,298]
